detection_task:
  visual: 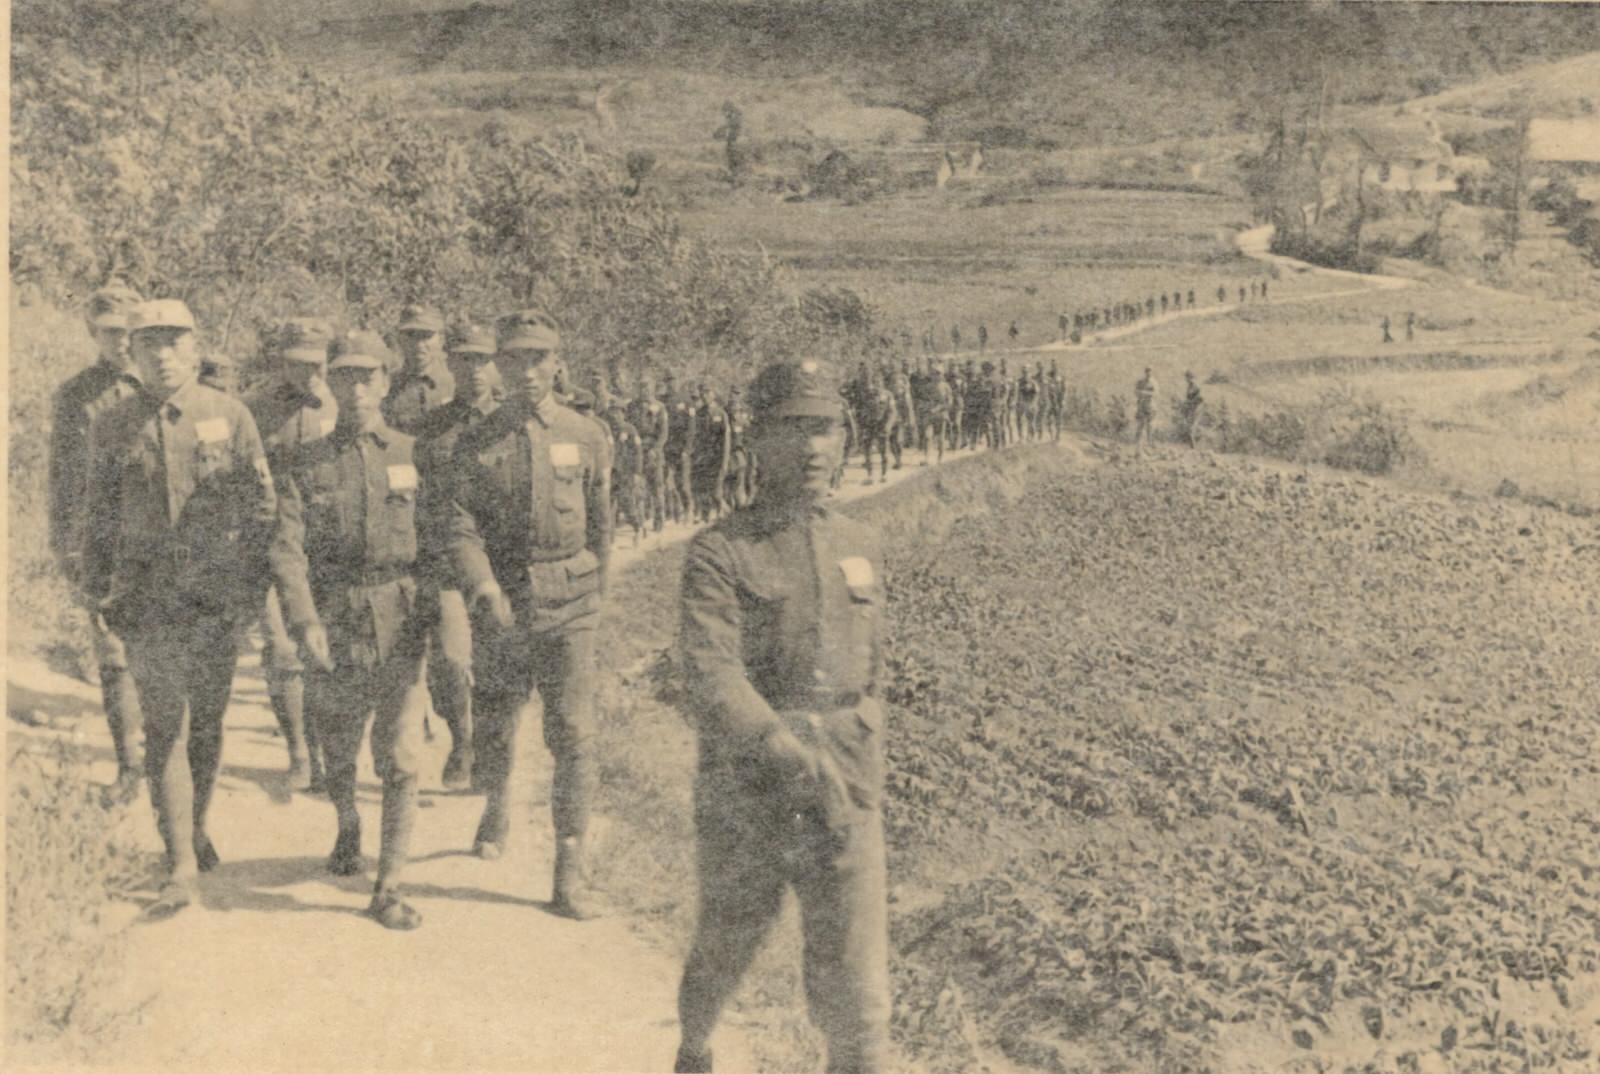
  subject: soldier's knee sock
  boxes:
[376,773,419,895]
[101,666,143,774]
[270,672,309,765]
[434,669,472,753]
[188,721,224,835]
[147,735,198,878]
[327,762,360,829]
[550,750,594,841]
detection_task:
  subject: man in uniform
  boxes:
[1405,311,1415,342]
[858,373,896,484]
[977,322,988,354]
[82,299,276,917]
[1179,370,1204,448]
[914,355,949,465]
[664,371,697,526]
[691,383,732,523]
[410,322,504,790]
[1046,361,1065,442]
[1218,285,1228,304]
[269,331,433,929]
[612,409,648,545]
[243,317,340,791]
[1016,366,1038,442]
[384,303,456,434]
[448,311,612,919]
[723,388,754,511]
[1382,315,1394,344]
[627,371,670,533]
[889,360,917,470]
[1134,367,1157,456]
[52,284,148,804]
[944,360,964,453]
[673,358,891,1074]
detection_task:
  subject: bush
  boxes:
[6,741,157,1056]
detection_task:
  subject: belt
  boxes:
[771,688,865,713]
[524,548,588,568]
[323,562,414,588]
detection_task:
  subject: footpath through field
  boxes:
[4,436,998,1072]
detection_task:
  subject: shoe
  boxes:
[551,837,608,920]
[328,827,363,876]
[441,746,474,792]
[473,807,508,860]
[368,892,423,931]
[673,1044,713,1073]
[101,768,143,810]
[194,832,221,873]
[144,878,198,921]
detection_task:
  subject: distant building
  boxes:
[1342,117,1459,194]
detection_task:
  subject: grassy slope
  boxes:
[586,443,1600,1073]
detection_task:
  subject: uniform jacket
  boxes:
[680,500,887,815]
[50,360,142,586]
[627,396,670,454]
[383,360,456,434]
[447,395,613,628]
[412,396,498,585]
[692,403,732,470]
[664,392,697,460]
[82,379,276,622]
[268,422,423,669]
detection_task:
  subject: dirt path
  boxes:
[5,438,999,1072]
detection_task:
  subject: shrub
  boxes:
[6,741,157,1056]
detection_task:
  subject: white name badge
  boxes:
[549,442,581,467]
[386,464,418,492]
[838,556,874,588]
[195,418,231,444]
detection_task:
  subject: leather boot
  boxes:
[673,1044,713,1073]
[551,836,607,920]
[269,673,313,791]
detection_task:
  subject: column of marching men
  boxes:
[51,285,905,1073]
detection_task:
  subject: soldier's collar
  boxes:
[333,421,392,448]
[155,377,207,417]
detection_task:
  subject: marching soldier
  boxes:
[1382,315,1394,344]
[51,283,147,806]
[1134,367,1157,456]
[243,317,340,791]
[724,388,754,511]
[673,358,891,1074]
[1046,361,1065,442]
[915,355,950,465]
[1179,370,1204,448]
[1187,289,1196,309]
[83,299,277,918]
[627,371,670,533]
[691,384,733,523]
[859,373,896,484]
[889,360,917,469]
[1218,285,1228,304]
[1405,311,1415,342]
[664,371,697,526]
[384,303,456,434]
[269,331,432,929]
[410,322,505,791]
[612,413,648,545]
[449,310,612,920]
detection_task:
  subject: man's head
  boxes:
[637,370,657,400]
[87,284,141,370]
[129,300,199,398]
[328,330,393,428]
[446,322,501,404]
[495,310,561,405]
[747,359,846,503]
[278,317,334,394]
[396,303,446,375]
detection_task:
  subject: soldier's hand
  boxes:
[300,622,334,673]
[472,583,515,630]
[762,726,821,787]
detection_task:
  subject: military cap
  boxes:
[88,283,142,328]
[279,317,335,363]
[747,358,843,423]
[129,299,196,333]
[497,309,561,351]
[447,322,498,355]
[328,328,392,373]
[397,303,445,334]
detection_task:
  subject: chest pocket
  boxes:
[376,463,419,563]
[834,556,882,698]
[548,442,586,544]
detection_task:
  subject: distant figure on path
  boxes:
[1260,280,1268,300]
[1382,315,1394,344]
[1187,289,1196,308]
[1179,370,1203,448]
[978,323,988,353]
[1133,367,1156,456]
[1218,285,1227,304]
[1406,311,1415,342]
[951,325,961,349]
[1008,321,1019,345]
[1239,286,1247,304]
[1250,281,1258,300]
[1161,294,1169,313]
